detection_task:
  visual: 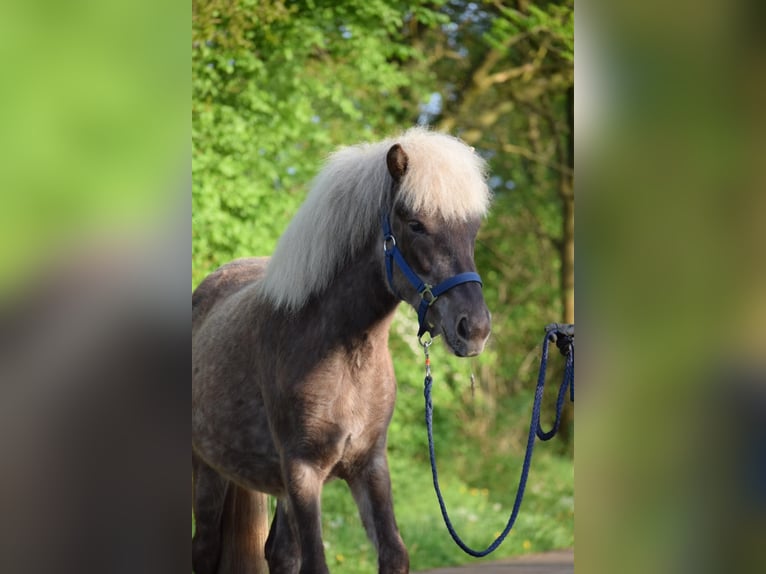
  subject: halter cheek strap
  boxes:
[382,214,483,338]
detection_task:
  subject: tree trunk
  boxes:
[561,86,574,324]
[551,85,575,449]
[561,195,574,323]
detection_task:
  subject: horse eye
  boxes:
[408,220,427,234]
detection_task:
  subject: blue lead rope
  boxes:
[423,324,574,557]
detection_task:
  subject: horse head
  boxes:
[383,143,491,357]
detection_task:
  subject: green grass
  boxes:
[320,449,573,572]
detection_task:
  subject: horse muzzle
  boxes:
[432,284,491,357]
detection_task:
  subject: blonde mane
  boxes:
[258,127,491,310]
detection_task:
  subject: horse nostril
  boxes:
[457,316,469,340]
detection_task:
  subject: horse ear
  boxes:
[386,144,409,182]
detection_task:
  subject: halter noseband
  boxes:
[382,213,483,339]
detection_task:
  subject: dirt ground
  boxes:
[415,549,574,574]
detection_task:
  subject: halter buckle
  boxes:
[420,285,437,306]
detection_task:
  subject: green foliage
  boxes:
[1,0,186,296]
[192,0,440,285]
[489,1,574,62]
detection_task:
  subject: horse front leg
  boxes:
[283,459,329,574]
[349,452,409,574]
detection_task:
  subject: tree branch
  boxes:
[501,143,573,176]
[486,63,536,86]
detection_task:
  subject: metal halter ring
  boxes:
[383,235,396,254]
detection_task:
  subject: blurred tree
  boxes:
[398,0,574,444]
[419,0,574,322]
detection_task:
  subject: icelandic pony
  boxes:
[192,127,492,573]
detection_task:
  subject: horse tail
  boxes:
[217,485,270,574]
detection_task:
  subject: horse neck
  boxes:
[307,236,399,343]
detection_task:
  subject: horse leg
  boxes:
[193,454,229,574]
[349,453,409,574]
[265,499,300,574]
[282,459,329,574]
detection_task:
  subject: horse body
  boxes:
[193,128,492,573]
[192,247,400,492]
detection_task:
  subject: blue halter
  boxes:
[382,213,483,339]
